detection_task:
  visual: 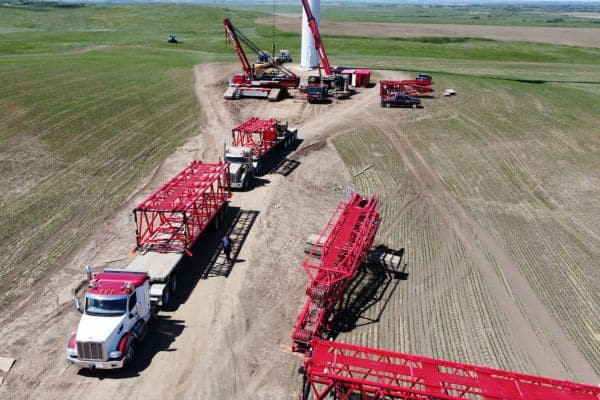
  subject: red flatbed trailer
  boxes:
[301,339,600,400]
[134,161,231,254]
[292,192,381,352]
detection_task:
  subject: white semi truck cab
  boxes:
[66,269,152,370]
[225,146,256,190]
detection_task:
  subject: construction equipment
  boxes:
[279,49,292,63]
[299,0,369,97]
[380,79,434,98]
[225,117,297,189]
[133,161,231,255]
[300,338,600,400]
[306,85,329,103]
[67,161,232,370]
[416,72,433,83]
[292,192,381,352]
[167,34,178,44]
[223,18,299,102]
[381,92,421,108]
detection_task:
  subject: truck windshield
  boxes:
[225,156,245,164]
[85,296,127,317]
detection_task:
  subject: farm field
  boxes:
[259,14,600,48]
[240,3,600,27]
[0,3,599,399]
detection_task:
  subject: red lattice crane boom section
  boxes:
[380,80,434,97]
[232,117,278,158]
[223,18,252,80]
[301,339,600,400]
[300,0,332,75]
[134,161,231,254]
[292,192,381,352]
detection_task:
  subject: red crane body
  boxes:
[134,161,231,254]
[300,0,332,75]
[302,339,600,400]
[292,192,381,351]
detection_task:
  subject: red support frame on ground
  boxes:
[232,117,278,158]
[292,192,381,351]
[301,339,600,400]
[134,161,231,254]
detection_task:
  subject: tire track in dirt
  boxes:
[371,113,598,382]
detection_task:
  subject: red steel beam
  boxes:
[302,339,600,400]
[292,192,381,351]
[300,0,333,75]
[223,18,252,80]
[134,161,231,254]
[380,80,434,97]
[232,117,278,158]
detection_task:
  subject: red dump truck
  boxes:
[66,161,231,370]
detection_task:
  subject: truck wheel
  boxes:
[124,336,135,367]
[170,274,177,293]
[162,286,171,307]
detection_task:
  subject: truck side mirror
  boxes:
[73,297,82,313]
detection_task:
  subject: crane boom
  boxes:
[301,339,600,400]
[300,0,332,75]
[223,18,252,79]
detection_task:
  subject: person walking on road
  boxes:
[221,235,233,264]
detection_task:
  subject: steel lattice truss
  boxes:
[380,80,434,97]
[292,192,381,351]
[301,339,600,400]
[232,117,278,158]
[134,161,231,253]
[223,18,252,80]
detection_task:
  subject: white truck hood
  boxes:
[76,313,126,343]
[228,162,243,176]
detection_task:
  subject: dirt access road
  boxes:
[0,64,597,400]
[259,14,600,48]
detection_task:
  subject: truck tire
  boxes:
[162,286,171,307]
[170,274,177,293]
[124,336,135,367]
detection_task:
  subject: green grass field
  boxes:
[0,5,599,381]
[235,3,600,27]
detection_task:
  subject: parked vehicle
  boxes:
[381,93,421,108]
